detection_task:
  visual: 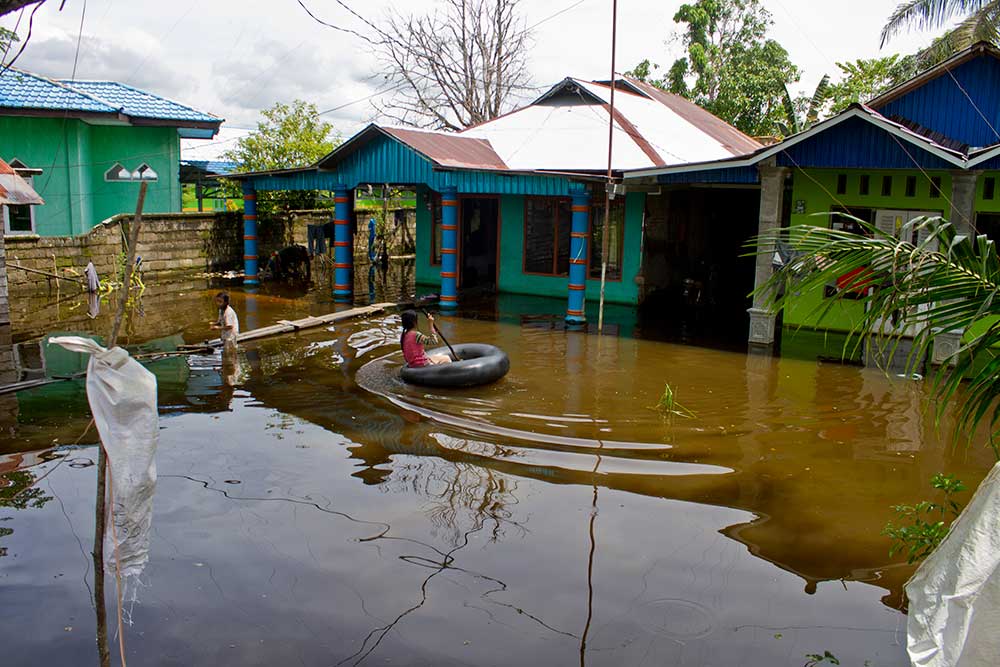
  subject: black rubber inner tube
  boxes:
[400,343,510,388]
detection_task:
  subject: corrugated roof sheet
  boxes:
[382,127,509,170]
[0,68,221,127]
[62,80,220,123]
[0,157,44,206]
[0,68,118,114]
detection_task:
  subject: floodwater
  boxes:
[1,267,995,666]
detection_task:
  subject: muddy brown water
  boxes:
[0,275,994,666]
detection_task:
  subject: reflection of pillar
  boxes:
[242,181,258,285]
[440,185,458,309]
[567,190,590,324]
[333,185,353,303]
[244,290,259,331]
[748,163,789,346]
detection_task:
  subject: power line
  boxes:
[529,0,589,30]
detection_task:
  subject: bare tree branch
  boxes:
[372,0,532,130]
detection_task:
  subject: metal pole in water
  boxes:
[598,0,619,335]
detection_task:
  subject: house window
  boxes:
[859,175,870,196]
[589,198,625,280]
[985,177,996,201]
[881,175,893,196]
[429,192,443,266]
[523,197,571,275]
[905,175,917,197]
[836,174,847,195]
[3,165,37,235]
[977,212,1000,241]
[930,176,942,198]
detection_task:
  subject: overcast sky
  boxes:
[2,0,945,136]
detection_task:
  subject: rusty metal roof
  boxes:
[623,79,763,155]
[0,158,43,206]
[382,127,509,170]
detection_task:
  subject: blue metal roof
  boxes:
[656,165,759,185]
[875,55,1000,150]
[180,159,236,176]
[61,80,220,124]
[774,115,958,170]
[0,68,118,114]
[242,130,583,196]
[0,68,221,128]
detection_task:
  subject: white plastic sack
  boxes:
[49,336,158,578]
[906,461,1000,667]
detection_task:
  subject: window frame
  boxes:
[3,169,37,235]
[588,197,626,282]
[521,195,572,277]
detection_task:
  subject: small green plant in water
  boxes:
[883,473,966,564]
[654,383,695,418]
[804,651,840,666]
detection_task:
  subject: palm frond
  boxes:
[881,0,995,46]
[754,216,1000,449]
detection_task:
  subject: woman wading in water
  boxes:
[400,310,451,367]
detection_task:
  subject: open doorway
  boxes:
[460,197,499,290]
[638,186,761,348]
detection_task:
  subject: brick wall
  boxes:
[2,207,416,299]
[4,212,242,296]
[0,225,8,327]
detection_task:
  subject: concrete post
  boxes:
[932,171,980,365]
[949,170,979,236]
[566,190,590,323]
[242,181,258,285]
[748,164,789,347]
[439,185,459,309]
[333,185,353,303]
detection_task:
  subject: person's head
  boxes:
[215,291,230,310]
[400,310,418,347]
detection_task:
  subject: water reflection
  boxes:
[1,279,994,666]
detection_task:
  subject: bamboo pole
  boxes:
[6,262,84,285]
[598,0,619,335]
[94,180,146,667]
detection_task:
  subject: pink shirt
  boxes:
[402,330,437,367]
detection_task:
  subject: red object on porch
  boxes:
[836,266,873,294]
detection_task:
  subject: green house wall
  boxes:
[415,188,644,306]
[0,116,182,236]
[783,168,953,333]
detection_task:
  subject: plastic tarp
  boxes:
[49,336,158,578]
[906,461,1000,666]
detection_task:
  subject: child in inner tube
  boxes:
[400,310,452,367]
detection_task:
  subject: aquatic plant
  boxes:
[883,473,967,564]
[804,651,840,666]
[654,383,695,418]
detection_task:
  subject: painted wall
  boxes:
[783,168,952,332]
[0,116,182,236]
[415,188,645,305]
[497,192,644,305]
[88,125,181,224]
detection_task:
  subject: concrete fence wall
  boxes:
[2,207,416,298]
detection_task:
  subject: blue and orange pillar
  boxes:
[439,185,459,309]
[242,181,258,285]
[566,190,590,323]
[333,185,353,303]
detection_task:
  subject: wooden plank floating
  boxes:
[182,301,398,349]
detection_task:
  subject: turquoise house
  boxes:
[0,68,222,237]
[226,77,760,320]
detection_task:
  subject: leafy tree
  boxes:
[882,0,1000,62]
[631,0,800,137]
[224,100,340,215]
[825,55,920,114]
